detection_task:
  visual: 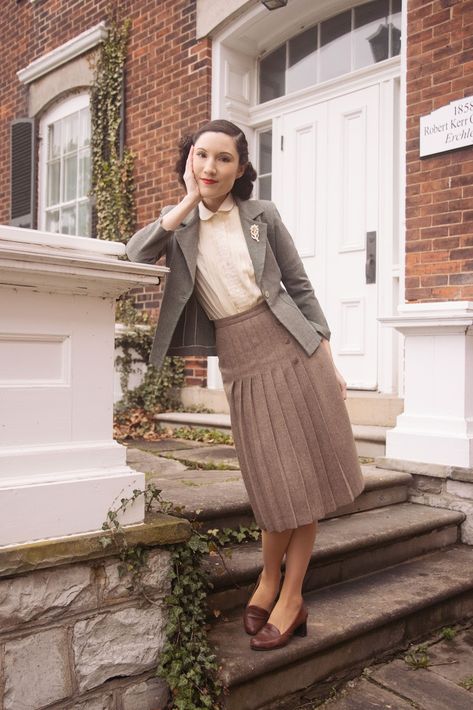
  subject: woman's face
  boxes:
[192,131,245,210]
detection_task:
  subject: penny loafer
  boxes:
[250,602,308,651]
[243,572,283,635]
[243,573,268,635]
[243,603,270,635]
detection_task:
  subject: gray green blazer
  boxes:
[125,197,331,371]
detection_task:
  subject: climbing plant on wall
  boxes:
[90,15,136,243]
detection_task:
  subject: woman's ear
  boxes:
[236,163,246,179]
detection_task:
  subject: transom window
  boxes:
[40,93,91,237]
[259,0,402,103]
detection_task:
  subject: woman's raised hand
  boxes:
[160,145,201,231]
[183,145,200,200]
[334,368,347,400]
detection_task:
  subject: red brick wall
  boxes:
[406,0,473,302]
[1,0,211,387]
[183,357,208,387]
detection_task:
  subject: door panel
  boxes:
[327,85,379,388]
[279,84,380,389]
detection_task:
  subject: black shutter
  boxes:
[10,118,36,228]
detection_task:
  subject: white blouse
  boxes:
[195,194,264,320]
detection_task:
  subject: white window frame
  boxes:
[38,92,91,236]
[255,125,273,200]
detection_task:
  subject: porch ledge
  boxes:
[375,457,473,483]
[0,512,191,579]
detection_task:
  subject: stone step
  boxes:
[180,386,405,429]
[208,543,473,710]
[155,412,389,457]
[136,447,413,530]
[204,502,465,613]
[155,411,232,434]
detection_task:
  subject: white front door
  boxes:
[278,84,381,389]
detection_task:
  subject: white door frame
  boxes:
[209,4,407,396]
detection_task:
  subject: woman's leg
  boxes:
[249,528,294,610]
[265,521,317,633]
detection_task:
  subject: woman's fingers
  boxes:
[334,370,347,400]
[184,145,200,197]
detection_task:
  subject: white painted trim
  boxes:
[249,57,400,126]
[384,300,473,467]
[378,76,399,395]
[382,299,473,318]
[207,356,224,389]
[17,22,108,85]
[0,224,123,255]
[0,226,167,297]
[0,440,125,481]
[213,0,365,54]
[0,468,145,547]
[397,0,408,399]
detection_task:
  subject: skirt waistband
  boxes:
[213,299,269,329]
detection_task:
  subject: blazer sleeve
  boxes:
[125,205,175,264]
[269,203,332,341]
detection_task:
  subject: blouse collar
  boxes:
[198,193,235,221]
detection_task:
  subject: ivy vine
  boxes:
[114,296,185,439]
[90,15,136,243]
[101,483,261,709]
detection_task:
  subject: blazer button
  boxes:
[264,290,270,299]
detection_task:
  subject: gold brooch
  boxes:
[250,224,260,242]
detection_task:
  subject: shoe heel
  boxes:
[295,620,307,637]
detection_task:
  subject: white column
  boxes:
[0,225,168,547]
[380,302,473,467]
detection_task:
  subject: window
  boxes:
[288,26,318,93]
[257,129,272,200]
[39,93,92,237]
[260,46,286,104]
[258,0,402,103]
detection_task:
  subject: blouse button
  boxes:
[264,290,270,299]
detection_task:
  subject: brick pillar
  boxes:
[405,0,473,302]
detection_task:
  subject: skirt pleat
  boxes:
[215,300,365,532]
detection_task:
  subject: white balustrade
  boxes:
[0,225,167,547]
[380,301,473,468]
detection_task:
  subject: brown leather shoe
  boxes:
[243,573,268,635]
[243,572,282,635]
[250,602,308,651]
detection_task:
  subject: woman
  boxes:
[126,119,365,651]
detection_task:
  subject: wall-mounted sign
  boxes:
[420,96,473,157]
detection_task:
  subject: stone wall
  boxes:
[377,457,473,544]
[0,514,190,709]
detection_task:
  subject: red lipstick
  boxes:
[201,178,217,184]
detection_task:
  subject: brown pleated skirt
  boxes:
[214,300,365,533]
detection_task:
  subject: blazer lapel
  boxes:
[175,209,199,283]
[236,197,267,286]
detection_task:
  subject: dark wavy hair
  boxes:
[175,119,257,200]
